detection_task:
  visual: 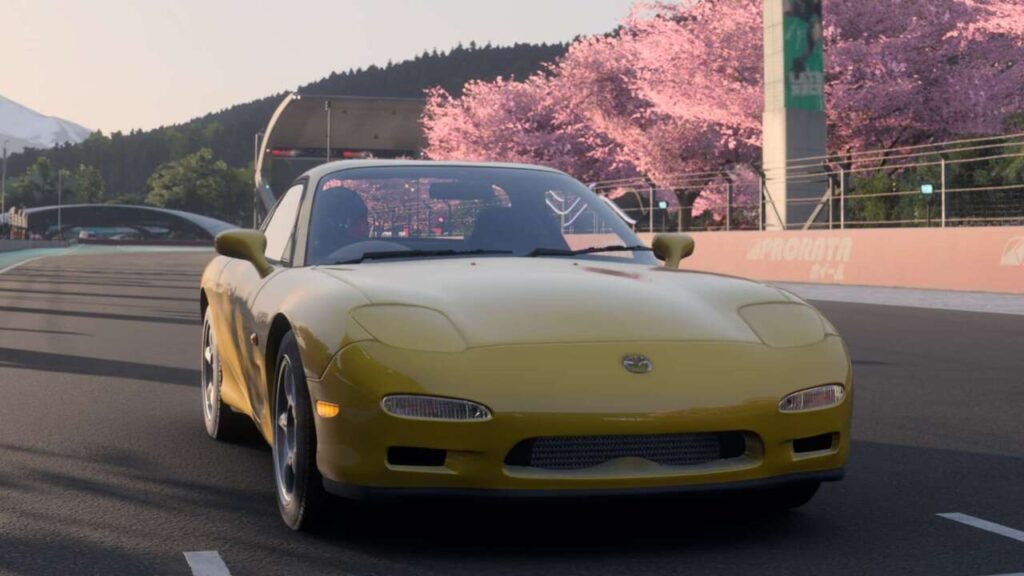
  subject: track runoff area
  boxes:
[0,249,1020,576]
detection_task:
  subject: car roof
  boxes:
[299,159,567,185]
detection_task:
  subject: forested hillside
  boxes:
[3,42,566,220]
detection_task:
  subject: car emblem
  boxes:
[622,354,653,374]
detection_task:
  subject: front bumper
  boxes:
[324,469,844,500]
[307,337,852,495]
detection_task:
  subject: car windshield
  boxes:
[306,165,657,266]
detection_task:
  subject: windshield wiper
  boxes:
[335,249,513,264]
[525,244,653,258]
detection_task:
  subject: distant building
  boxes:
[0,204,236,243]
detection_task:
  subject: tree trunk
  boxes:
[673,188,700,231]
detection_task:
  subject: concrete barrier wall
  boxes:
[0,240,71,253]
[639,227,1024,294]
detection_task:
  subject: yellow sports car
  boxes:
[200,160,852,530]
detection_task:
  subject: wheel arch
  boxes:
[265,313,294,399]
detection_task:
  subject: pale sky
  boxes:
[1,0,636,134]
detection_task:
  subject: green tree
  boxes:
[145,148,251,224]
[71,164,106,204]
[12,157,57,208]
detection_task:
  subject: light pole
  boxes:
[57,168,68,239]
[1,139,8,215]
[648,184,655,233]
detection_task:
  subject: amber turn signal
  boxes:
[316,401,340,418]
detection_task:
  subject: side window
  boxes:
[263,183,304,263]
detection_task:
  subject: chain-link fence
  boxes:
[590,133,1024,232]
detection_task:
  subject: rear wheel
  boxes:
[272,331,327,531]
[201,309,248,440]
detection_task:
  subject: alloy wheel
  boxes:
[273,356,299,505]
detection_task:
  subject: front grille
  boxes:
[505,432,746,470]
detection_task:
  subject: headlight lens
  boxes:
[381,395,492,422]
[779,384,846,412]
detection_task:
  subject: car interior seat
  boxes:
[467,205,568,254]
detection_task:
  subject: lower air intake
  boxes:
[505,432,746,471]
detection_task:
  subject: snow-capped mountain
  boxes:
[0,94,91,154]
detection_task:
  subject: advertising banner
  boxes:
[784,0,825,111]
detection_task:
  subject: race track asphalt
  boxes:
[0,250,1021,576]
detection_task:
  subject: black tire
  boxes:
[201,309,249,441]
[272,331,327,531]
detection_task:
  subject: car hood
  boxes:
[319,258,795,347]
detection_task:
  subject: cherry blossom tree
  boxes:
[690,166,762,227]
[824,0,1024,156]
[627,0,1024,162]
[583,0,764,226]
[422,0,1024,225]
[422,74,638,184]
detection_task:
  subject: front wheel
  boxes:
[272,331,327,531]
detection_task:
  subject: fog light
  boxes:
[779,384,845,412]
[381,395,492,421]
[316,401,340,418]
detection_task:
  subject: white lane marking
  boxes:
[938,513,1024,543]
[0,255,48,275]
[183,551,232,576]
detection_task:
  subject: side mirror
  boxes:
[215,229,274,278]
[652,233,695,269]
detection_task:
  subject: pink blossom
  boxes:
[423,0,1024,221]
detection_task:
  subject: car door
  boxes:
[218,181,306,423]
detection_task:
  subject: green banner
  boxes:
[783,0,824,111]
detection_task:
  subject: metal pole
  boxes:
[839,166,846,230]
[827,177,833,230]
[325,100,332,162]
[57,170,63,238]
[940,157,947,228]
[1,140,7,215]
[648,185,655,232]
[725,180,733,231]
[678,189,684,232]
[758,175,764,231]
